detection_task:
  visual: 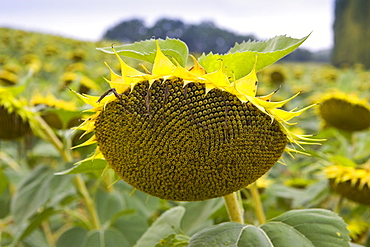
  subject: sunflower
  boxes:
[61,71,100,94]
[261,64,287,84]
[0,69,18,86]
[31,93,80,129]
[0,86,37,140]
[325,160,370,205]
[317,91,370,132]
[74,41,318,201]
[346,219,369,243]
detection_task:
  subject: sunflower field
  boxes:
[1,27,370,247]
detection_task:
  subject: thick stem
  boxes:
[248,183,266,224]
[74,175,101,229]
[42,221,56,247]
[223,192,244,223]
[34,115,72,162]
[334,195,344,214]
[35,115,101,229]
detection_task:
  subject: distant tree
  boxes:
[148,18,187,38]
[332,0,370,68]
[103,19,149,42]
[102,18,255,54]
[282,48,313,62]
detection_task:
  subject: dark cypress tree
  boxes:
[332,0,370,68]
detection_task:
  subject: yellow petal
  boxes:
[254,92,301,110]
[152,40,176,75]
[103,62,130,94]
[172,59,200,83]
[189,55,206,76]
[71,89,101,108]
[257,86,281,102]
[234,55,258,97]
[71,135,97,149]
[271,103,319,123]
[201,61,230,88]
[113,49,144,78]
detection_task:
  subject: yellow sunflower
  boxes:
[31,93,80,129]
[61,71,100,94]
[74,41,319,201]
[325,160,370,205]
[317,91,370,132]
[346,219,369,244]
[0,69,18,86]
[0,87,38,140]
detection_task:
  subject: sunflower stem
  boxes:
[248,182,266,224]
[34,115,101,229]
[223,192,244,223]
[334,195,344,214]
[74,174,101,229]
[34,115,72,162]
[41,221,56,247]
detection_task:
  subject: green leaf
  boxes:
[262,209,350,247]
[113,214,148,246]
[198,34,310,80]
[82,228,130,247]
[189,222,271,247]
[329,155,358,167]
[95,189,126,225]
[97,38,189,67]
[189,209,350,247]
[180,198,224,235]
[135,206,186,247]
[43,108,82,129]
[11,208,60,246]
[56,227,88,247]
[55,159,107,175]
[10,166,71,225]
[0,168,10,218]
[155,234,190,247]
[291,180,331,208]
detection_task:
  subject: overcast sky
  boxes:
[0,0,335,51]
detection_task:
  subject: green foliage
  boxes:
[135,206,185,247]
[199,34,310,80]
[11,166,73,225]
[189,209,350,247]
[102,18,256,54]
[98,38,189,67]
[3,28,370,247]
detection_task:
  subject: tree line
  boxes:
[102,18,323,62]
[103,2,370,69]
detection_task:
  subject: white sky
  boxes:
[0,0,335,51]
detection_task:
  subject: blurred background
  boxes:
[1,0,333,60]
[1,0,368,66]
[1,0,370,246]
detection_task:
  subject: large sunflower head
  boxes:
[74,38,320,201]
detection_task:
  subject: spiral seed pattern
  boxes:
[95,79,287,201]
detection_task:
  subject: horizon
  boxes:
[0,0,335,52]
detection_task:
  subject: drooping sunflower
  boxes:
[317,91,370,132]
[74,40,319,201]
[61,71,100,94]
[325,160,370,205]
[346,219,369,244]
[0,69,18,86]
[0,86,38,140]
[31,93,80,129]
